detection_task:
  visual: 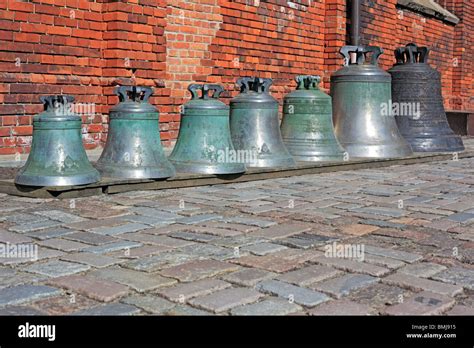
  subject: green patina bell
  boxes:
[169,83,246,174]
[95,86,175,179]
[15,95,100,187]
[281,75,346,162]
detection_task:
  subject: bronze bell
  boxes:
[281,75,346,162]
[95,86,175,179]
[15,95,100,187]
[388,43,464,152]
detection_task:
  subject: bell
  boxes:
[15,95,100,187]
[230,77,296,168]
[281,75,346,162]
[331,45,413,159]
[95,86,175,179]
[388,43,464,152]
[169,84,246,174]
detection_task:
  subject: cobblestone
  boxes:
[0,284,61,306]
[382,273,464,296]
[189,287,263,313]
[257,280,329,307]
[25,260,90,278]
[157,279,231,302]
[384,291,455,315]
[159,259,239,282]
[310,274,378,299]
[231,298,301,315]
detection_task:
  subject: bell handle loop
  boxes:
[203,84,224,99]
[188,84,202,99]
[340,45,382,65]
[40,95,74,110]
[260,78,272,93]
[115,86,153,102]
[340,45,359,63]
[363,46,383,65]
[394,47,405,64]
[115,86,131,102]
[236,77,252,93]
[137,86,153,102]
[308,75,321,89]
[295,75,306,90]
[418,47,430,63]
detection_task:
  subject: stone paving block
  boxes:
[157,279,231,302]
[181,243,239,261]
[25,260,90,278]
[353,206,408,218]
[90,267,176,292]
[232,249,322,273]
[231,298,302,316]
[48,275,129,302]
[364,245,422,263]
[38,238,89,252]
[340,224,379,236]
[446,305,474,315]
[348,283,412,309]
[90,223,150,236]
[382,273,464,296]
[314,256,390,277]
[399,262,447,278]
[63,232,118,246]
[122,234,194,248]
[31,293,100,315]
[0,305,47,315]
[0,230,34,244]
[431,267,474,290]
[251,223,312,240]
[34,210,87,223]
[165,305,209,316]
[124,251,194,273]
[363,254,406,269]
[202,221,259,233]
[446,212,474,223]
[9,220,62,233]
[168,231,218,243]
[455,232,474,242]
[310,274,378,299]
[384,291,455,315]
[277,265,342,286]
[241,242,287,256]
[257,280,329,307]
[189,287,264,313]
[65,217,126,231]
[130,207,183,221]
[221,268,276,287]
[178,214,222,225]
[107,245,171,259]
[26,228,76,241]
[159,259,239,282]
[0,284,61,306]
[222,216,277,228]
[121,214,172,227]
[121,295,175,314]
[188,225,242,237]
[83,241,142,254]
[278,233,337,249]
[61,252,121,268]
[308,299,375,315]
[4,213,47,224]
[73,303,140,315]
[210,235,266,249]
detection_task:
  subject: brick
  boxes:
[431,267,474,290]
[0,305,47,315]
[257,280,329,307]
[83,241,142,254]
[384,291,455,315]
[242,242,287,256]
[34,210,87,223]
[38,238,89,251]
[314,256,391,277]
[251,223,312,239]
[159,259,239,282]
[364,245,423,263]
[165,305,209,316]
[0,285,61,306]
[157,279,231,302]
[31,294,100,315]
[189,288,263,313]
[48,275,129,302]
[382,273,464,297]
[340,224,379,235]
[63,232,118,246]
[90,223,149,236]
[231,298,302,316]
[399,263,447,278]
[61,252,121,268]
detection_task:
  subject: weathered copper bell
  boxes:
[388,43,464,152]
[15,95,100,187]
[169,84,246,174]
[281,75,346,162]
[95,86,175,179]
[230,77,296,168]
[331,45,413,159]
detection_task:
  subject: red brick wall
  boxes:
[0,0,472,155]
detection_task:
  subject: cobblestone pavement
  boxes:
[0,156,473,315]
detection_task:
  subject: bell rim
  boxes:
[169,161,246,175]
[14,170,101,187]
[94,164,175,180]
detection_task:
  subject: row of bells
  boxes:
[15,43,464,187]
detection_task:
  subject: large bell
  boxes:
[15,95,100,187]
[230,77,296,168]
[169,84,246,174]
[331,45,413,159]
[281,75,346,162]
[388,43,464,152]
[95,86,175,179]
